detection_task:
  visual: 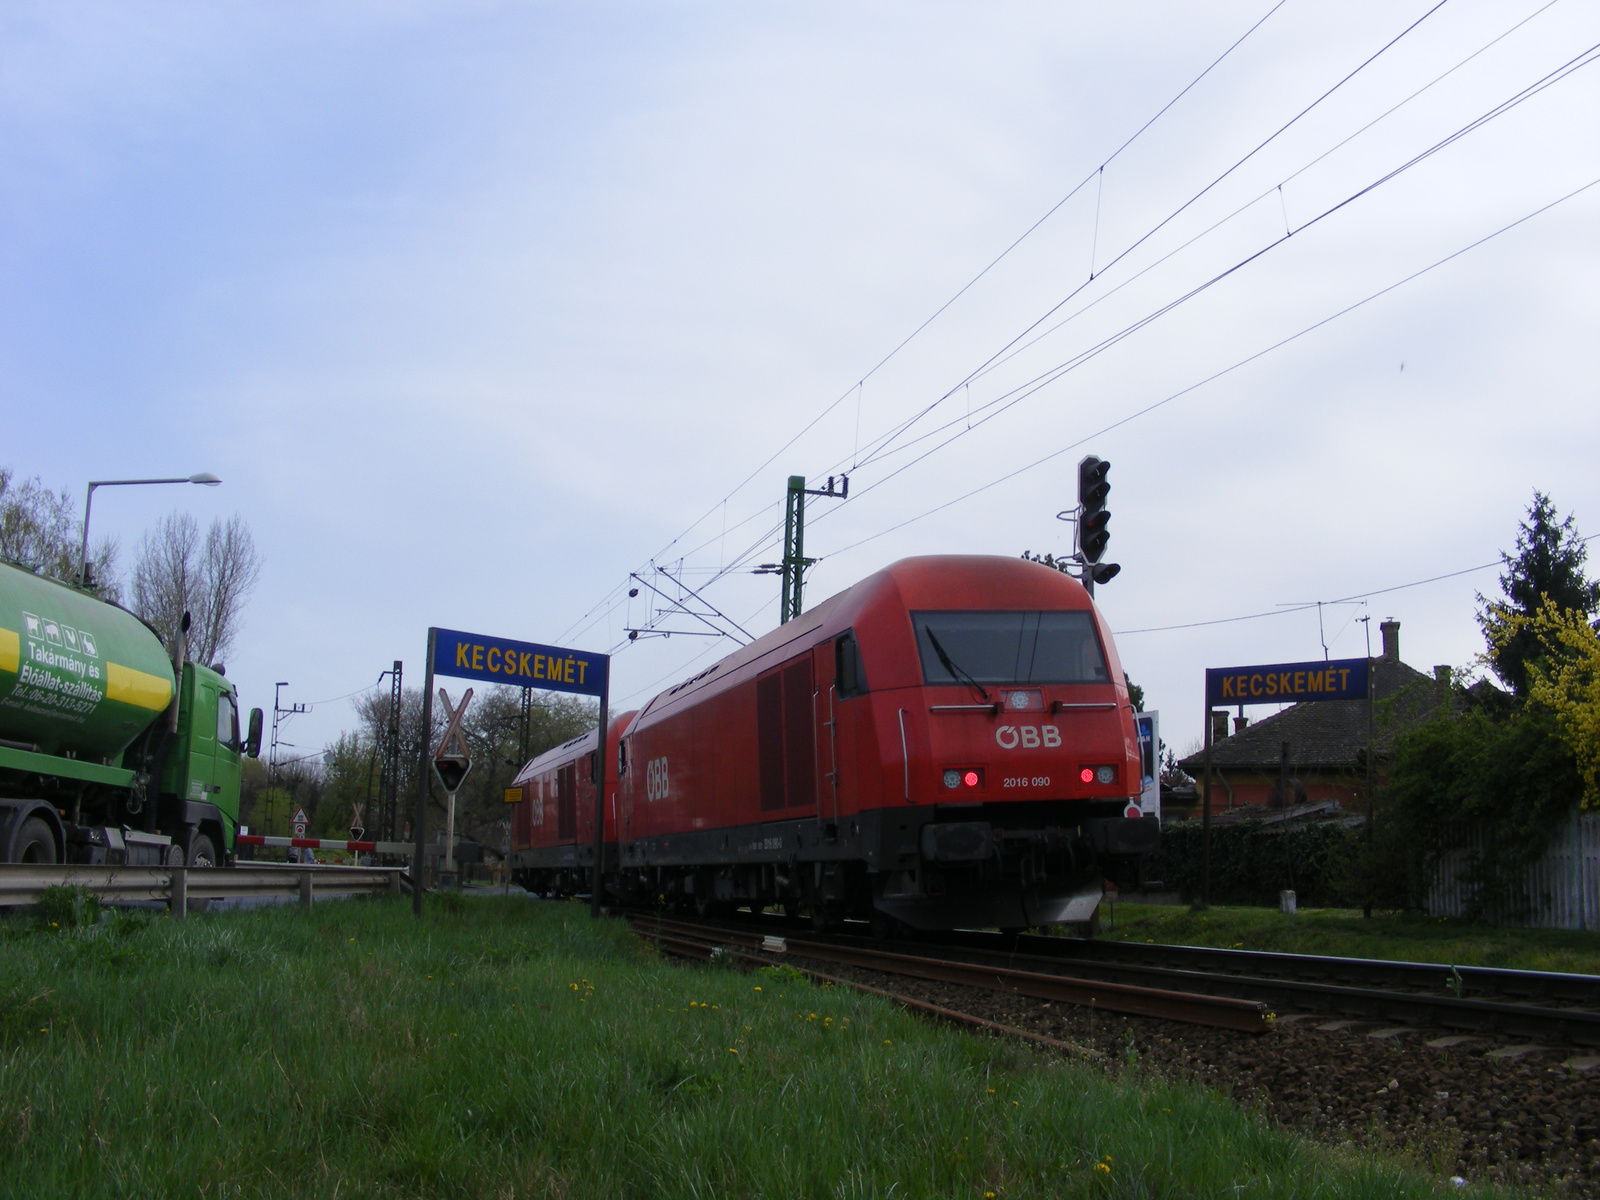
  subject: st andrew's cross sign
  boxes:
[410,626,612,918]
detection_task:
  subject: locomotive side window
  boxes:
[617,738,628,774]
[912,611,1108,685]
[835,630,868,698]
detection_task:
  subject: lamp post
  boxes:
[78,473,222,586]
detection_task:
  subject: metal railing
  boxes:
[0,863,410,916]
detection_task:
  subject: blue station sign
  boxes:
[432,627,609,698]
[1205,656,1368,707]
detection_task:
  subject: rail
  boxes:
[639,912,1600,1046]
[0,863,410,916]
[627,914,1272,1033]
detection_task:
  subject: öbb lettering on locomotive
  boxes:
[506,555,1157,932]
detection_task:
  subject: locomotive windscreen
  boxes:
[912,611,1109,685]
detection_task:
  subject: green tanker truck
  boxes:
[0,559,263,866]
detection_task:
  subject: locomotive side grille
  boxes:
[782,657,815,811]
[757,672,785,811]
[557,763,577,839]
[757,655,817,812]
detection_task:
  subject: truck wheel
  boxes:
[13,818,57,864]
[188,834,217,867]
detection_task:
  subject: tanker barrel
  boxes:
[0,561,177,759]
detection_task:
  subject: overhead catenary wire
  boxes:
[814,175,1600,564]
[557,15,1560,655]
[569,10,1593,696]
[620,41,1600,644]
[554,0,1292,646]
[846,0,1457,475]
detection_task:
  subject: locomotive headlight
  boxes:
[1097,765,1116,784]
[943,769,961,789]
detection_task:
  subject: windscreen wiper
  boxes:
[923,627,991,704]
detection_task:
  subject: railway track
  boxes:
[629,911,1600,1047]
[626,913,1273,1033]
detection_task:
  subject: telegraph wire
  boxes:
[568,4,1555,623]
[1116,536,1600,635]
[634,47,1600,614]
[959,0,1567,398]
[812,175,1600,564]
[846,0,1457,474]
[555,0,1292,645]
[797,45,1600,519]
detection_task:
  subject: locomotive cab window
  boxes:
[617,738,628,774]
[912,610,1108,685]
[835,630,868,698]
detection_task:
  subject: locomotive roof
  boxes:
[633,555,1097,722]
[510,709,637,786]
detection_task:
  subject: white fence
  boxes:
[1427,810,1600,930]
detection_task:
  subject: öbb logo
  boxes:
[645,757,670,802]
[994,725,1062,750]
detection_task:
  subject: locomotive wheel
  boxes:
[13,818,57,864]
[868,909,900,940]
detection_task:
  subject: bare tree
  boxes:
[0,466,118,595]
[133,510,262,666]
[196,515,262,667]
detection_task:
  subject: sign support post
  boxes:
[412,628,436,918]
[1363,654,1376,918]
[590,679,610,919]
[1200,700,1212,911]
[418,626,611,917]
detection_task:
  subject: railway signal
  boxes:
[1075,455,1120,597]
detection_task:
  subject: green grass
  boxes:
[0,894,1518,1199]
[1101,903,1600,974]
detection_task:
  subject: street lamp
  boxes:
[78,473,222,586]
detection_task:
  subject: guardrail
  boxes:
[0,863,410,916]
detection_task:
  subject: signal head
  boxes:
[1078,456,1111,509]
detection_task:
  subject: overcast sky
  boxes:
[4,0,1596,763]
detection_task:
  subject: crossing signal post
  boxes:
[1075,455,1120,597]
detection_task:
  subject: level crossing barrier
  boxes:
[0,862,409,916]
[235,834,415,856]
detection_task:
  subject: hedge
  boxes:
[1142,819,1361,907]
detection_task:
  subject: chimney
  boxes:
[1234,715,1250,735]
[1434,664,1452,708]
[1379,619,1400,662]
[1211,709,1230,742]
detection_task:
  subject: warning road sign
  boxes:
[432,687,474,793]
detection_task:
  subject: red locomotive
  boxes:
[510,555,1157,931]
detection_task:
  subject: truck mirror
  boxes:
[245,708,264,758]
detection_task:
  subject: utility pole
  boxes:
[269,682,306,840]
[518,686,533,769]
[374,662,403,843]
[755,475,847,624]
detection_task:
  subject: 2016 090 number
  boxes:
[1003,776,1050,788]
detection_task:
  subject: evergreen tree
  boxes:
[1479,491,1598,695]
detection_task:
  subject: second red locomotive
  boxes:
[510,555,1157,931]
